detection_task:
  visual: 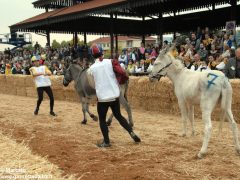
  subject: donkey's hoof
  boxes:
[180,133,187,137]
[236,149,240,155]
[106,120,112,126]
[81,120,87,125]
[129,122,134,128]
[197,152,206,159]
[91,115,98,122]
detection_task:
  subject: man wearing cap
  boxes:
[29,56,56,116]
[88,44,141,147]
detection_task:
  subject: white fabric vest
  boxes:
[31,66,51,88]
[90,59,120,102]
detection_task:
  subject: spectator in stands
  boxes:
[5,63,11,75]
[51,62,60,75]
[221,44,231,60]
[191,53,201,71]
[138,42,146,60]
[150,47,158,58]
[190,32,200,51]
[127,59,135,74]
[145,44,152,55]
[135,59,146,73]
[118,49,127,65]
[197,43,208,62]
[224,48,240,78]
[146,56,156,73]
[209,44,218,56]
[12,63,23,74]
[207,55,218,70]
[179,45,186,59]
[202,33,213,51]
[183,55,193,69]
[223,33,232,50]
[216,56,229,71]
[126,48,136,63]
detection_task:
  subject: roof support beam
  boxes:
[110,13,114,58]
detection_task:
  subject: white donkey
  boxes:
[149,48,240,158]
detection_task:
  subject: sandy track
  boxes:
[0,94,240,179]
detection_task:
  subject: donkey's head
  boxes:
[149,45,177,81]
[63,64,73,87]
[63,63,82,87]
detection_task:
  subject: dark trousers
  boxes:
[97,98,132,144]
[36,86,54,112]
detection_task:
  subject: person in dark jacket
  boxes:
[224,48,240,79]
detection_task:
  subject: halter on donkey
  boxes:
[149,46,240,158]
[63,63,134,127]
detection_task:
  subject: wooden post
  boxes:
[142,16,145,45]
[74,32,78,47]
[46,29,50,47]
[230,0,237,21]
[115,14,118,56]
[84,32,87,44]
[110,13,114,58]
[158,12,163,46]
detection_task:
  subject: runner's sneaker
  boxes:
[97,141,111,148]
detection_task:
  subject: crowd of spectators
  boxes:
[1,27,240,79]
[0,42,91,75]
[118,27,240,78]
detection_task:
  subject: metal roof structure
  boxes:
[9,0,240,56]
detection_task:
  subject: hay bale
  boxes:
[53,90,66,101]
[26,87,37,98]
[5,85,17,95]
[13,75,26,87]
[64,89,79,102]
[5,75,15,86]
[16,87,27,96]
[24,75,35,87]
[0,75,6,87]
[0,86,6,94]
[50,76,64,90]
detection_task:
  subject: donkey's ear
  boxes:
[168,43,176,52]
[158,48,168,57]
[167,44,178,58]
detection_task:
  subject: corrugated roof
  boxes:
[13,8,67,26]
[11,0,126,27]
[52,0,125,17]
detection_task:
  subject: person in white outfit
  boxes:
[89,45,141,147]
[29,56,56,116]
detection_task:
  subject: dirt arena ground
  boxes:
[0,94,240,180]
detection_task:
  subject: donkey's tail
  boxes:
[218,77,231,134]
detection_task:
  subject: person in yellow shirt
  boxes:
[29,56,56,116]
[5,64,12,75]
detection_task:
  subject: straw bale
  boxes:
[26,87,37,98]
[16,87,27,96]
[5,75,15,87]
[24,75,34,87]
[0,75,6,87]
[0,86,6,94]
[0,132,75,179]
[64,90,79,102]
[53,90,66,101]
[5,85,17,95]
[50,76,64,90]
[13,75,26,87]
